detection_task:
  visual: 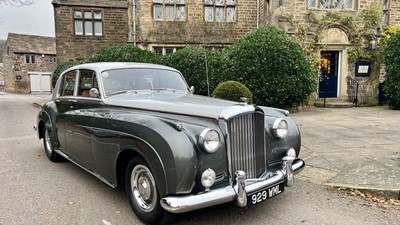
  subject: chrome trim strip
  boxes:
[219,105,256,120]
[160,159,305,214]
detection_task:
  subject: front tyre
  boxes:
[125,157,176,225]
[43,126,62,162]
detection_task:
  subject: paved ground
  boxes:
[291,106,400,199]
[27,92,400,199]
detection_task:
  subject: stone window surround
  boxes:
[153,46,184,56]
[73,9,103,36]
[152,0,186,22]
[204,0,236,23]
[307,0,356,11]
[25,54,36,64]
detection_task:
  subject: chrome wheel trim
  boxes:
[131,164,157,212]
[44,129,52,154]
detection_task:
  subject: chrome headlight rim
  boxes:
[272,118,288,139]
[199,128,220,153]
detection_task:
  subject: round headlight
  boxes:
[272,119,288,138]
[201,168,216,192]
[199,128,220,153]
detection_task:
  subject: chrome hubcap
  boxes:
[44,129,52,154]
[131,164,157,212]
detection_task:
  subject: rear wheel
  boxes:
[43,126,62,162]
[125,157,176,225]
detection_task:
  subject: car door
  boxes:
[55,70,78,151]
[65,69,101,170]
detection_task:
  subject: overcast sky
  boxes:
[0,0,54,40]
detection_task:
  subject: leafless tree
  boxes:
[0,0,35,7]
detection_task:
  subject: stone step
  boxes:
[314,100,354,108]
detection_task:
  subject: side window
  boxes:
[78,70,99,97]
[59,71,77,97]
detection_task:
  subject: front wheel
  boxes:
[125,157,176,225]
[43,126,62,162]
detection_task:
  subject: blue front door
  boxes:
[319,51,339,98]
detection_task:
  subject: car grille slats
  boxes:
[227,112,266,180]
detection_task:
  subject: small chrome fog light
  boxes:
[201,168,216,192]
[287,148,296,158]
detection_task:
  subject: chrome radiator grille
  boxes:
[226,111,266,180]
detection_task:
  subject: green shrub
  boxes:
[51,44,160,88]
[212,81,253,103]
[223,26,315,109]
[383,32,400,109]
[84,44,161,64]
[162,47,225,96]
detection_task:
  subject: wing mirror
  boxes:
[190,86,195,94]
[89,88,100,98]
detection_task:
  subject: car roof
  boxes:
[66,62,179,73]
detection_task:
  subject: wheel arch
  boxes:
[116,145,168,196]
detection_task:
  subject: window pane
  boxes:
[320,0,329,9]
[84,12,92,19]
[205,6,213,21]
[344,0,353,9]
[165,0,174,3]
[74,11,82,18]
[204,0,213,5]
[154,4,162,20]
[215,7,224,22]
[94,12,102,19]
[153,0,162,3]
[85,21,93,35]
[332,0,340,9]
[177,0,185,4]
[227,7,235,22]
[308,0,316,8]
[25,55,29,63]
[226,0,235,5]
[165,48,174,55]
[31,55,35,64]
[75,20,83,35]
[94,21,102,36]
[176,6,185,21]
[216,0,224,6]
[166,5,174,21]
[154,47,163,56]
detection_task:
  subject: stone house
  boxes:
[2,33,57,93]
[265,0,399,105]
[52,0,399,105]
[52,0,261,63]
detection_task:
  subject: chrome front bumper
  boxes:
[160,157,305,213]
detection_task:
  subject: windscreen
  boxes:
[101,68,189,97]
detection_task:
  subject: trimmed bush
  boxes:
[212,81,253,103]
[383,32,400,109]
[162,47,225,96]
[223,26,315,109]
[84,44,161,64]
[51,44,160,88]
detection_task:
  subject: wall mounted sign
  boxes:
[355,60,371,77]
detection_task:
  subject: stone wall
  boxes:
[53,0,129,63]
[136,0,258,49]
[2,51,56,93]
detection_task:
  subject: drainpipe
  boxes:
[256,0,260,28]
[132,0,137,46]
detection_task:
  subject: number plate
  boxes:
[247,182,285,206]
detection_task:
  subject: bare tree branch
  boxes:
[0,0,35,7]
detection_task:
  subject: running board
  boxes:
[54,149,116,188]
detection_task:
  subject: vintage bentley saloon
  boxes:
[35,62,305,224]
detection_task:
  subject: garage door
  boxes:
[30,73,51,93]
